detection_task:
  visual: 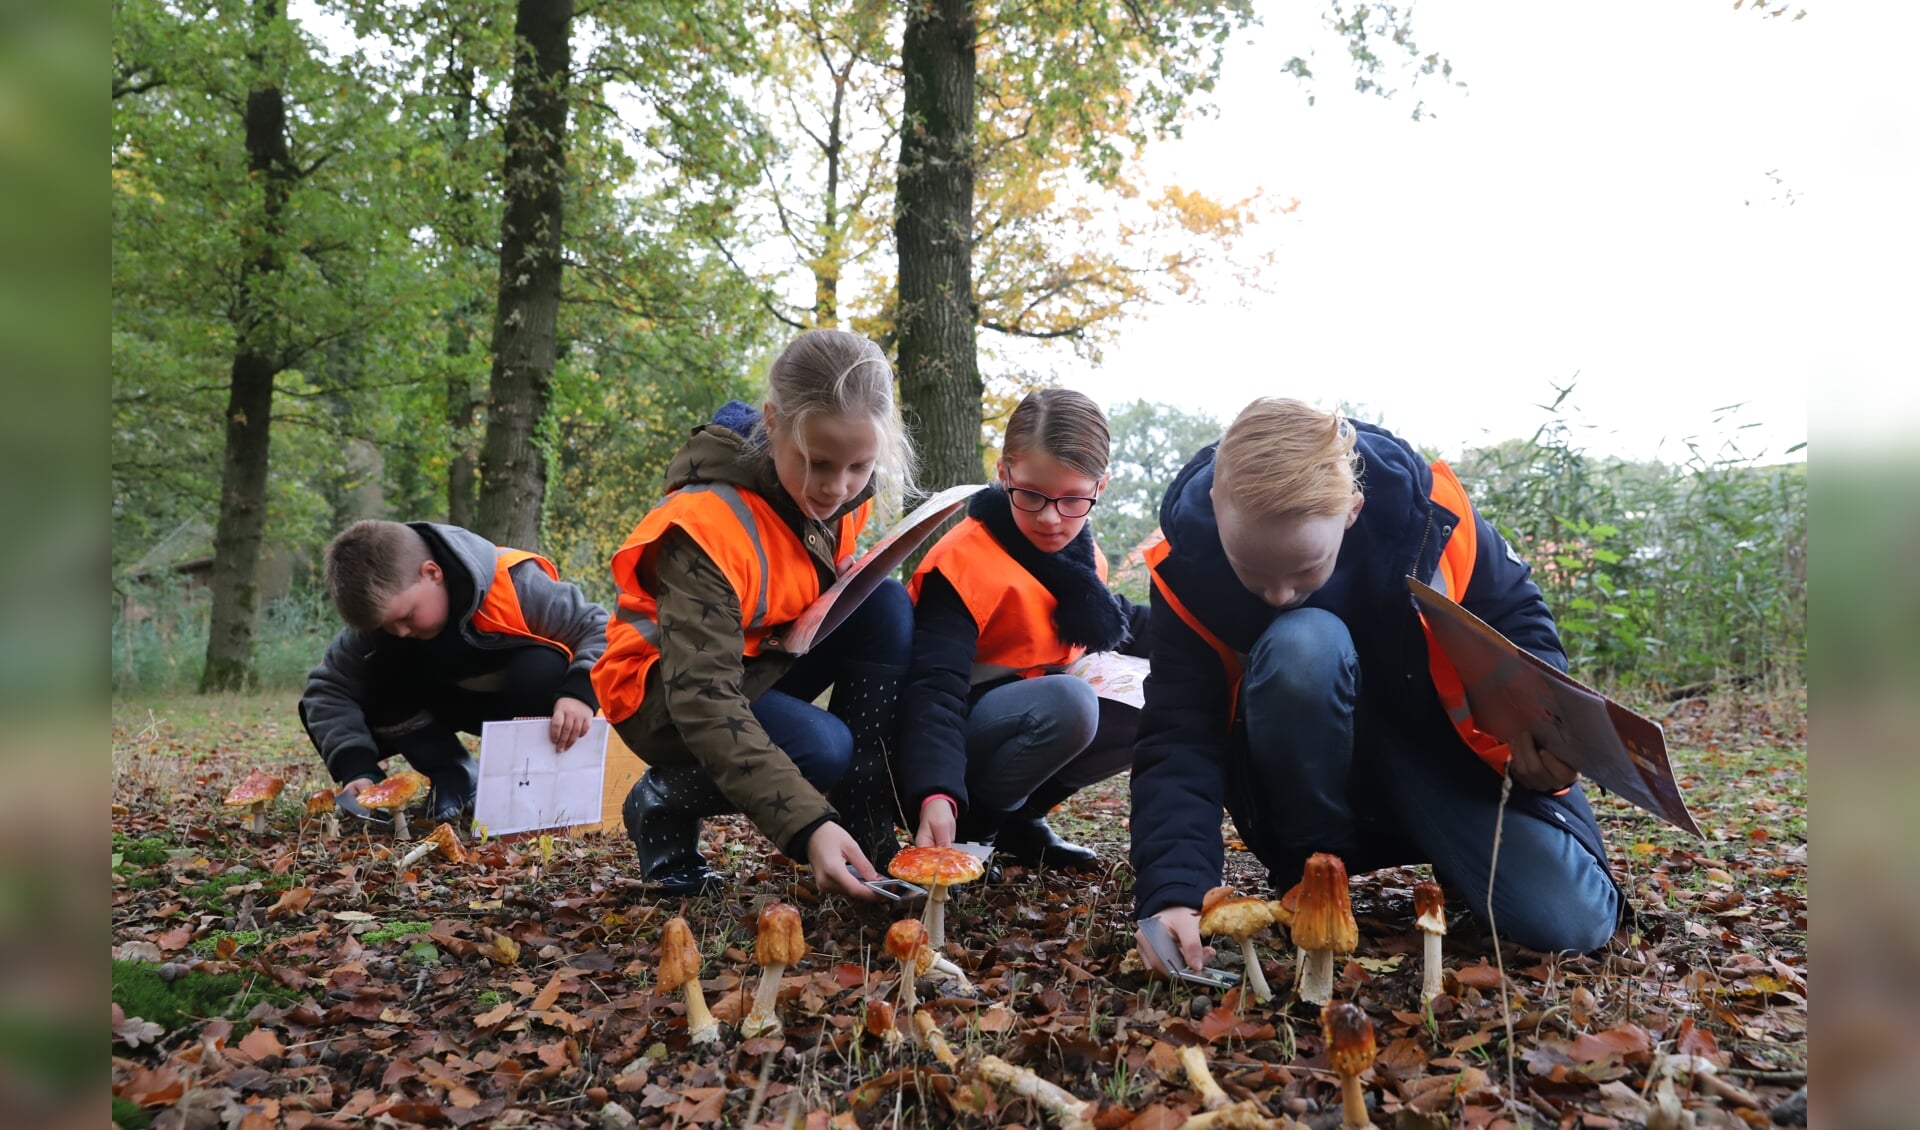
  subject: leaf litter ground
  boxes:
[110,688,1805,1129]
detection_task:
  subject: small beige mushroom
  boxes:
[224,770,284,835]
[913,1009,958,1068]
[1200,894,1277,1004]
[659,916,719,1045]
[304,789,340,839]
[885,918,931,1024]
[742,902,804,1039]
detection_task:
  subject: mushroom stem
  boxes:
[895,955,919,1017]
[1299,947,1334,1005]
[247,803,266,835]
[927,953,974,992]
[391,810,410,841]
[681,978,720,1045]
[1237,938,1273,1003]
[397,839,437,870]
[978,1054,1097,1130]
[742,962,786,1039]
[1421,930,1444,1003]
[922,884,950,950]
[913,1010,957,1068]
[1179,1045,1232,1110]
[1340,1071,1370,1129]
[323,813,339,839]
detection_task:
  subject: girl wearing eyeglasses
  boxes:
[898,388,1149,869]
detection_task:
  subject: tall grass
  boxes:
[111,576,338,695]
[1452,389,1806,691]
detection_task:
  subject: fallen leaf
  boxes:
[236,1027,284,1062]
[1356,954,1406,974]
[483,933,521,966]
[1453,962,1504,990]
[1570,1023,1653,1067]
[112,1003,165,1048]
[530,970,565,1012]
[474,1001,514,1028]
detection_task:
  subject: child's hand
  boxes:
[1508,730,1577,792]
[550,697,593,751]
[807,822,882,901]
[915,796,956,848]
[1136,907,1213,976]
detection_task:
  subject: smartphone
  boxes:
[848,868,927,902]
[1138,917,1241,989]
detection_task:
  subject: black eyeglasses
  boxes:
[1003,481,1099,519]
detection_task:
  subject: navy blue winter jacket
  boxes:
[1130,422,1596,920]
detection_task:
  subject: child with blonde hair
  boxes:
[593,329,916,899]
[1132,397,1620,973]
[899,388,1148,869]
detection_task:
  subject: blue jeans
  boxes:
[750,578,914,794]
[1236,608,1621,953]
[964,675,1135,814]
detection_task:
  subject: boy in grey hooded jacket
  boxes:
[301,520,609,826]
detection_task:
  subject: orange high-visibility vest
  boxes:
[472,549,574,657]
[1146,461,1513,775]
[907,517,1110,679]
[592,484,872,723]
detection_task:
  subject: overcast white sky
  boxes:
[1052,1,1914,464]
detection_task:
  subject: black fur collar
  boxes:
[968,486,1132,651]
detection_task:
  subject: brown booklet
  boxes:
[781,483,988,655]
[1407,576,1703,838]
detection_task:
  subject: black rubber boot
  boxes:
[993,782,1100,871]
[622,763,733,896]
[828,661,907,872]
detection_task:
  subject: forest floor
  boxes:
[110,686,1806,1130]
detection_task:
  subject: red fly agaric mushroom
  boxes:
[885,918,932,1022]
[224,770,284,834]
[659,916,719,1045]
[888,845,984,951]
[1413,881,1447,1004]
[304,789,339,839]
[1267,878,1302,930]
[397,822,466,871]
[864,999,903,1049]
[1322,1001,1377,1129]
[1292,852,1358,1005]
[1200,895,1278,1004]
[743,902,805,1039]
[356,771,430,840]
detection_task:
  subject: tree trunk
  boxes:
[445,57,482,529]
[475,0,571,549]
[201,0,295,692]
[895,0,980,501]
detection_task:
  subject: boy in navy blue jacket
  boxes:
[1132,398,1620,974]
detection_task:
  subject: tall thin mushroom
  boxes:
[224,770,284,835]
[1322,1001,1377,1129]
[742,902,804,1039]
[1291,852,1358,1006]
[1413,881,1447,1004]
[304,789,339,839]
[659,916,719,1045]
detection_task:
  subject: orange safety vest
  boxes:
[907,517,1109,679]
[592,484,873,723]
[472,549,575,658]
[1146,461,1513,775]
